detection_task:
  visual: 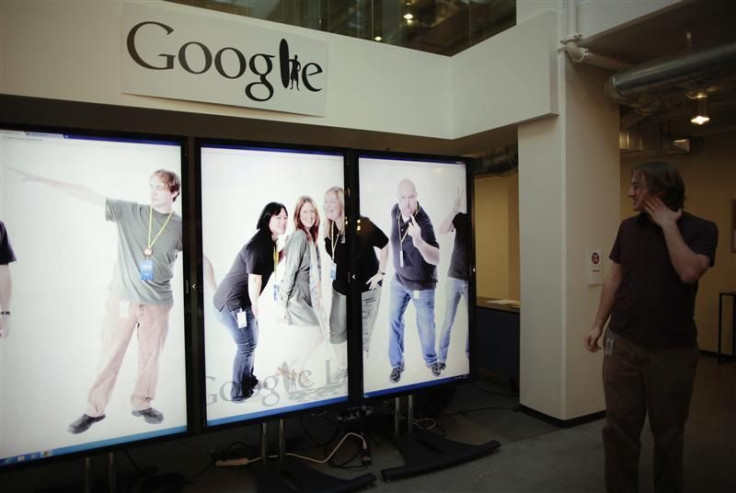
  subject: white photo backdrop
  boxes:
[200,146,347,426]
[0,131,186,464]
[359,157,470,398]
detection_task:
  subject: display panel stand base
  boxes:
[380,395,500,482]
[255,420,376,493]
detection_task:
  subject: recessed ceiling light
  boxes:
[690,115,710,125]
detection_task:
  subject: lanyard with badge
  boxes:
[329,221,345,280]
[272,244,280,301]
[140,206,173,281]
[397,211,412,269]
[398,208,422,299]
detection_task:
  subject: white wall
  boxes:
[0,0,452,139]
[518,56,619,420]
[451,11,559,138]
[562,60,620,418]
[577,0,684,39]
[516,0,684,37]
[519,113,566,417]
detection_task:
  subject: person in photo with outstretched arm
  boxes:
[584,161,718,493]
[0,221,16,339]
[437,187,470,373]
[13,168,183,434]
[387,179,441,383]
[212,202,288,402]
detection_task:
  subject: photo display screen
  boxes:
[358,155,470,398]
[200,144,348,427]
[0,130,188,467]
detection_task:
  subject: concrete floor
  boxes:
[3,355,734,492]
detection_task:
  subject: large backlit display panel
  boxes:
[359,155,471,399]
[200,143,348,427]
[0,129,188,467]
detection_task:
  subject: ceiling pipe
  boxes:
[605,41,736,101]
[560,33,632,72]
[560,1,631,72]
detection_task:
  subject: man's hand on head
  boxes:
[644,196,682,228]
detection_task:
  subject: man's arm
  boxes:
[439,212,457,235]
[0,265,12,338]
[248,274,262,319]
[11,168,105,208]
[407,216,440,265]
[584,261,622,353]
[439,188,463,234]
[644,197,711,284]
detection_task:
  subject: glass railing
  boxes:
[166,0,515,56]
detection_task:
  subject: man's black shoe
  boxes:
[232,386,255,403]
[389,363,405,383]
[68,414,105,434]
[132,407,164,424]
[431,362,442,377]
[439,362,446,371]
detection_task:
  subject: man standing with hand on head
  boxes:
[585,161,717,493]
[387,178,441,383]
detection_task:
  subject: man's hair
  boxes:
[632,161,686,210]
[152,169,181,202]
[293,195,320,243]
[256,202,287,233]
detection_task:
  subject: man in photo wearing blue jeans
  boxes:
[388,179,441,383]
[437,188,469,372]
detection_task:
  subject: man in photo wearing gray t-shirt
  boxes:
[14,168,182,434]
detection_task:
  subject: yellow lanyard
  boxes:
[273,245,278,278]
[329,221,344,262]
[146,207,174,256]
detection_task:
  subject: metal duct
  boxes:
[472,145,519,176]
[606,41,736,101]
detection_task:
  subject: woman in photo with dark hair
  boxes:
[213,202,288,402]
[278,196,326,381]
[323,186,388,380]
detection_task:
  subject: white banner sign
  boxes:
[122,4,328,116]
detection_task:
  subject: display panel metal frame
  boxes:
[354,150,475,401]
[0,123,193,470]
[195,138,353,430]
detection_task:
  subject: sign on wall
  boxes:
[122,4,328,116]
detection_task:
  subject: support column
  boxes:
[518,54,619,420]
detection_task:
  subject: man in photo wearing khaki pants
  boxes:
[14,168,182,434]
